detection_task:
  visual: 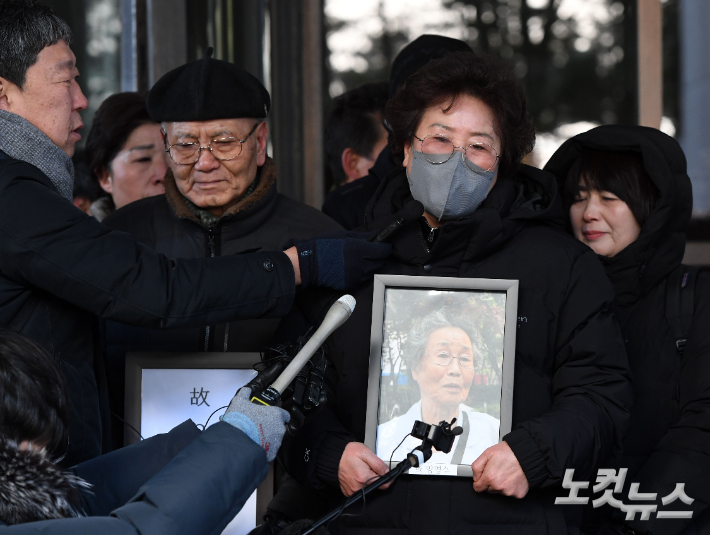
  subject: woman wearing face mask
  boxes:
[265,51,631,535]
[545,125,710,535]
[85,92,167,221]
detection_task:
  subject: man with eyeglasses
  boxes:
[101,49,346,447]
[0,0,388,467]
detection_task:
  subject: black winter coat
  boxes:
[271,165,632,535]
[0,420,268,534]
[545,125,710,535]
[0,152,296,467]
[102,158,340,445]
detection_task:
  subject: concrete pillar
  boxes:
[120,0,148,92]
[637,0,663,128]
[121,0,185,91]
[302,0,324,208]
[680,0,710,216]
[146,0,187,87]
[269,0,324,207]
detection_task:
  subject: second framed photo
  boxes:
[364,275,518,477]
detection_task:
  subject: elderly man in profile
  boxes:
[101,50,342,446]
[0,0,389,466]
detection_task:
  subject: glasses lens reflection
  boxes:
[425,351,475,369]
[169,138,243,165]
[419,135,498,172]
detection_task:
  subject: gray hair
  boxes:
[405,309,480,371]
[0,1,73,89]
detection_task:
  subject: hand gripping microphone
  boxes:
[250,294,356,406]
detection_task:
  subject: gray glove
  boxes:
[220,387,290,462]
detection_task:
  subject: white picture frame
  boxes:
[364,275,518,477]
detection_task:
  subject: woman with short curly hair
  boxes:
[270,49,631,535]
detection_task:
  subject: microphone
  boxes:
[371,200,424,243]
[251,294,356,406]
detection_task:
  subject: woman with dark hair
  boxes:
[84,92,166,220]
[545,125,710,535]
[0,329,70,456]
[264,51,631,534]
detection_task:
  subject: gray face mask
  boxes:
[407,150,497,221]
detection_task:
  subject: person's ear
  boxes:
[341,148,368,182]
[0,76,12,111]
[402,140,413,168]
[411,362,420,383]
[97,168,113,194]
[255,121,268,167]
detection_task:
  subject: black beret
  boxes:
[389,35,472,99]
[147,48,270,122]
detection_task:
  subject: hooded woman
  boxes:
[545,125,710,535]
[264,51,632,535]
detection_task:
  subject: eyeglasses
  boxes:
[413,133,499,172]
[164,121,262,165]
[424,351,476,369]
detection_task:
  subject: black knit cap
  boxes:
[146,48,270,122]
[388,35,472,98]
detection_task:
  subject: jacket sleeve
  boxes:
[0,163,295,327]
[618,272,710,535]
[0,422,268,535]
[504,249,633,489]
[71,420,202,516]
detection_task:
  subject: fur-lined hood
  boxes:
[163,156,277,229]
[0,439,89,525]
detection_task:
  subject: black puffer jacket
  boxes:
[545,125,710,535]
[271,164,632,535]
[102,158,339,446]
[0,152,295,467]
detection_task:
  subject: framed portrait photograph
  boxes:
[124,352,269,535]
[364,275,518,478]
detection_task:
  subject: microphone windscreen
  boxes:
[336,294,356,315]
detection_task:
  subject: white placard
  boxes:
[141,368,259,535]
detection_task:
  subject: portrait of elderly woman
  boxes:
[376,308,500,466]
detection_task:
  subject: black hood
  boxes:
[363,162,565,266]
[544,125,692,307]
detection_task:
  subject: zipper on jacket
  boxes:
[418,225,430,253]
[418,219,439,253]
[223,324,230,352]
[204,229,217,351]
[207,229,230,352]
[207,230,216,258]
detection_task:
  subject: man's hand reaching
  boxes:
[287,231,391,291]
